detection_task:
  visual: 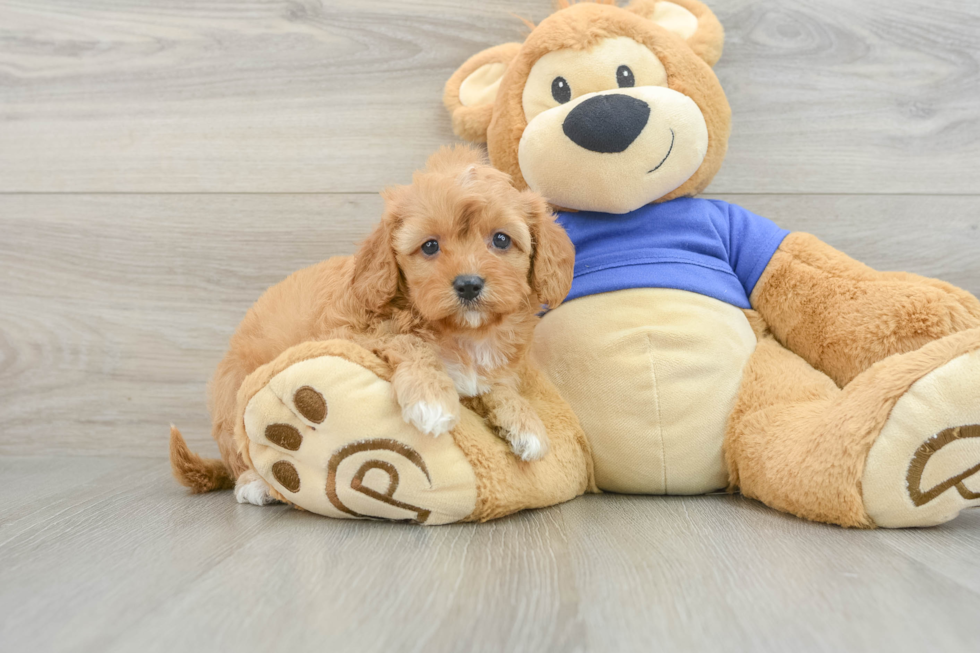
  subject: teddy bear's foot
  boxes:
[239,342,479,524]
[863,348,980,527]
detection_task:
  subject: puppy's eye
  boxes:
[421,239,439,256]
[491,232,511,250]
[551,77,571,104]
[616,65,635,88]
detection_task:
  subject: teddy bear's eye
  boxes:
[551,76,571,104]
[616,65,635,88]
[421,239,439,256]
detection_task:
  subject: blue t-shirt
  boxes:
[557,198,789,309]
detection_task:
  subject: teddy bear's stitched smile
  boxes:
[648,128,675,174]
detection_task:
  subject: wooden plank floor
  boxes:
[1,1,979,651]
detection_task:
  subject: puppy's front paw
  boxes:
[401,400,460,437]
[506,430,550,462]
[235,470,279,506]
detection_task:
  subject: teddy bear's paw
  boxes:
[863,348,980,527]
[242,352,478,524]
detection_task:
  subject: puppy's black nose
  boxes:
[562,93,650,153]
[453,275,484,301]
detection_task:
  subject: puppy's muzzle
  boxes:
[453,275,484,302]
[562,93,650,154]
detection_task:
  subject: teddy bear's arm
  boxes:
[749,232,980,387]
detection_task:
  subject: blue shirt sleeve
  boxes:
[713,201,789,299]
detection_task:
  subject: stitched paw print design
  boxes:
[242,349,478,525]
[906,425,980,508]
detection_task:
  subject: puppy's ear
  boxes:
[351,193,401,313]
[526,192,575,309]
[444,42,522,143]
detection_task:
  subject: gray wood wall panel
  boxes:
[1,193,977,458]
[1,0,978,193]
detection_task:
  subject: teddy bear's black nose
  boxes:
[453,275,485,301]
[562,93,650,154]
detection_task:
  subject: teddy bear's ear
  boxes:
[444,42,522,143]
[626,0,724,67]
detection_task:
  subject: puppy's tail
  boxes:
[169,425,235,493]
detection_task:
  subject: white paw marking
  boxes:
[235,474,278,506]
[509,432,548,462]
[402,401,458,436]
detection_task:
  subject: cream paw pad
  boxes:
[863,348,980,527]
[238,341,479,525]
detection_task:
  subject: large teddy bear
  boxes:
[211,0,979,528]
[439,0,980,528]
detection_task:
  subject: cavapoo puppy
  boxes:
[171,145,575,505]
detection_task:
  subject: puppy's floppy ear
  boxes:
[526,191,575,309]
[444,42,522,143]
[626,0,725,66]
[350,191,402,313]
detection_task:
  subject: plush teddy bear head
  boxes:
[444,0,730,214]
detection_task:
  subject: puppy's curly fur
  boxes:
[171,145,575,498]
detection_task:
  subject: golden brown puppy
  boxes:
[172,145,575,505]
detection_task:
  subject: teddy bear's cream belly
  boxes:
[532,288,757,494]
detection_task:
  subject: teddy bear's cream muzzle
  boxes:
[518,86,709,214]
